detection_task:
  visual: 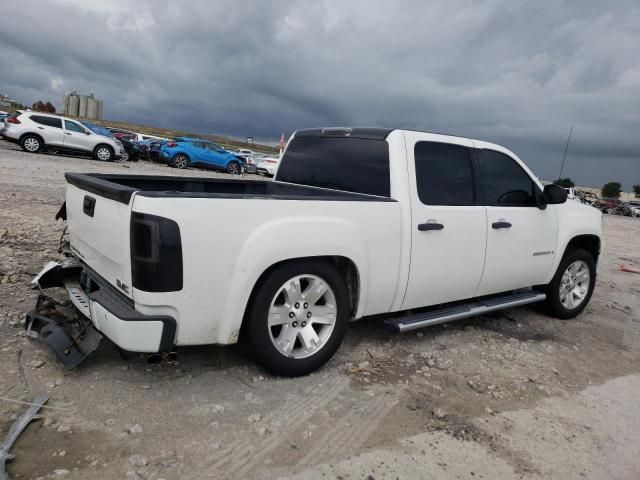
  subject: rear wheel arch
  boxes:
[242,256,361,331]
[19,133,45,150]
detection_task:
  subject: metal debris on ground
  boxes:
[0,394,50,480]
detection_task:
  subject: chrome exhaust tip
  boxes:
[165,352,178,364]
[146,353,162,364]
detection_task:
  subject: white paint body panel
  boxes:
[401,131,487,309]
[130,195,402,345]
[66,184,133,298]
[65,129,602,349]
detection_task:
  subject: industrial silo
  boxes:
[87,97,98,119]
[78,95,88,117]
[68,94,79,116]
[62,95,69,115]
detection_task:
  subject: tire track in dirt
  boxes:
[294,388,403,470]
[210,377,350,477]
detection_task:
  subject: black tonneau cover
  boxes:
[65,173,396,204]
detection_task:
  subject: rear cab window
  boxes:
[276,131,391,197]
[414,142,475,205]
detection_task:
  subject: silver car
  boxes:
[1,111,123,161]
[256,154,281,177]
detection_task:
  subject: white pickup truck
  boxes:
[29,127,602,376]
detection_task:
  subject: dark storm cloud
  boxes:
[1,0,638,189]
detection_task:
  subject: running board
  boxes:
[383,291,546,333]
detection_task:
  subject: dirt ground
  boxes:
[0,140,639,480]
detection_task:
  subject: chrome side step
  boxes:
[383,291,546,333]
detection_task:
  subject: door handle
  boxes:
[37,126,44,130]
[418,221,444,231]
[65,132,72,135]
[492,220,512,229]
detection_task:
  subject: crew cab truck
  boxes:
[29,127,602,376]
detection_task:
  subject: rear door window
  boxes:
[414,142,475,205]
[277,136,390,197]
[478,150,538,206]
[30,115,62,128]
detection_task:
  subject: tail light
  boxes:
[265,159,278,164]
[131,213,183,292]
[7,116,21,124]
[245,157,254,165]
[166,141,177,147]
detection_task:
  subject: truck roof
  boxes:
[294,127,496,146]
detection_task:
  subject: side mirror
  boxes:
[543,184,568,205]
[84,130,91,135]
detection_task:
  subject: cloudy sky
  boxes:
[1,0,639,189]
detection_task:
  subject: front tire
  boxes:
[94,145,114,161]
[226,160,241,175]
[21,135,42,153]
[245,260,349,377]
[543,248,595,319]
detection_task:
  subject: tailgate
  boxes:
[65,177,134,298]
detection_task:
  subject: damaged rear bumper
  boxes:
[27,261,177,368]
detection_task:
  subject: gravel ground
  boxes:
[0,140,639,480]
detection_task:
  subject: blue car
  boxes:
[161,137,245,174]
[81,122,113,137]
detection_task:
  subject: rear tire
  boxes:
[173,154,190,169]
[542,248,595,319]
[245,260,349,377]
[20,135,42,153]
[94,145,113,161]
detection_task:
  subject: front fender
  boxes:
[544,203,603,283]
[216,216,370,343]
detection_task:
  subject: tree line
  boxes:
[554,178,640,199]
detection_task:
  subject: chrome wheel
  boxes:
[23,137,40,152]
[268,274,337,359]
[175,155,188,168]
[96,147,112,161]
[559,260,590,309]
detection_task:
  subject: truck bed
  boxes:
[65,173,395,204]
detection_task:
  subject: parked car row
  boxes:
[0,111,281,176]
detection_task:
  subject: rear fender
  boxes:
[216,217,369,343]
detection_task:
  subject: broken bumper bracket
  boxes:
[26,266,103,369]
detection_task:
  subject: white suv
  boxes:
[2,111,123,161]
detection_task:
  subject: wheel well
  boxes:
[565,235,600,262]
[19,132,44,145]
[242,256,360,329]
